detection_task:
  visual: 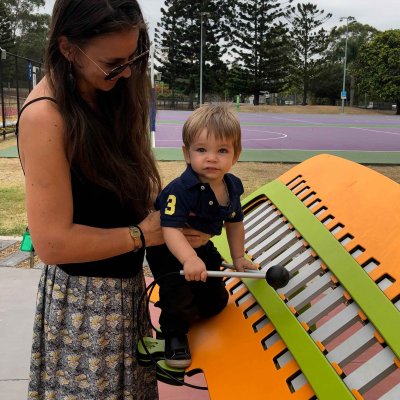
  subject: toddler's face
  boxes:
[182,128,238,184]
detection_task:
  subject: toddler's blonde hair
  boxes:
[182,104,242,157]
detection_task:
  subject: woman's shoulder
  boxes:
[23,77,57,107]
[19,78,63,133]
[18,77,66,164]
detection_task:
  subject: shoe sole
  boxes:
[165,358,192,369]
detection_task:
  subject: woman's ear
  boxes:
[58,36,74,61]
[182,144,191,164]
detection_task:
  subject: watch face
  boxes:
[130,227,140,238]
[129,226,142,252]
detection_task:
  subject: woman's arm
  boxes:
[18,99,161,265]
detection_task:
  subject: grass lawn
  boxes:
[0,186,27,235]
[0,137,26,235]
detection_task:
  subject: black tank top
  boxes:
[16,97,144,278]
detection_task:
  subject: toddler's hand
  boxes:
[233,256,258,272]
[183,255,207,282]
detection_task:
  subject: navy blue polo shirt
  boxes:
[156,165,244,235]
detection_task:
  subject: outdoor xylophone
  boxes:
[138,154,400,399]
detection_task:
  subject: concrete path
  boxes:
[0,267,41,400]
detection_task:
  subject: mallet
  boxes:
[180,264,290,289]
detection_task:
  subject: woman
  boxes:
[17,1,207,398]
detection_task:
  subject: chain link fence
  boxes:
[0,48,43,139]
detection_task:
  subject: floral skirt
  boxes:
[28,265,158,400]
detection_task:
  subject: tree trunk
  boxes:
[350,75,355,107]
[396,99,400,115]
[253,92,260,106]
[171,88,175,109]
[302,74,308,105]
[188,93,194,110]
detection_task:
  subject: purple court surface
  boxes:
[154,110,400,152]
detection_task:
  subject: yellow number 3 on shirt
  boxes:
[165,195,176,215]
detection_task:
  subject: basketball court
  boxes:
[152,110,400,164]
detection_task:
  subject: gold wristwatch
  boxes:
[128,225,144,252]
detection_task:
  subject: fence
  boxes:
[156,95,201,110]
[0,48,43,138]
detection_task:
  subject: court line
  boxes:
[244,148,400,153]
[156,136,288,143]
[269,115,327,125]
[262,115,400,130]
[153,143,399,153]
[347,126,400,136]
[245,123,400,137]
[158,120,400,129]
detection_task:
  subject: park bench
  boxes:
[140,153,400,399]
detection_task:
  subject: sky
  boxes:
[44,0,400,38]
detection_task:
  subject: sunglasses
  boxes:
[76,46,149,80]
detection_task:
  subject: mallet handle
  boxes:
[179,270,266,279]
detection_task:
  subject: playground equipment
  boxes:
[139,154,400,399]
[179,264,290,289]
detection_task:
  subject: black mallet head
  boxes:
[266,265,290,289]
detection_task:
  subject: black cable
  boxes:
[138,271,208,391]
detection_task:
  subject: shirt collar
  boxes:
[224,173,242,196]
[181,164,202,189]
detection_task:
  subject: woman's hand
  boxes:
[182,227,211,248]
[141,215,210,249]
[138,211,164,248]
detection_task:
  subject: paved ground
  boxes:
[0,266,41,400]
[0,237,209,400]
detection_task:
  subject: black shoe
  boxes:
[164,334,192,368]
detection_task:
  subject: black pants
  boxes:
[146,241,229,337]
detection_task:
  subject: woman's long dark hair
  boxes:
[46,0,161,220]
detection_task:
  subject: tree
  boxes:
[352,30,400,114]
[326,22,378,105]
[14,13,49,63]
[155,0,231,106]
[286,2,332,105]
[308,62,342,104]
[154,0,187,106]
[0,2,13,51]
[1,0,49,65]
[0,2,16,88]
[230,0,292,105]
[225,62,253,100]
[2,0,45,40]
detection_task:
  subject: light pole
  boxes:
[199,12,207,105]
[0,47,6,132]
[339,16,354,113]
[150,43,156,148]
